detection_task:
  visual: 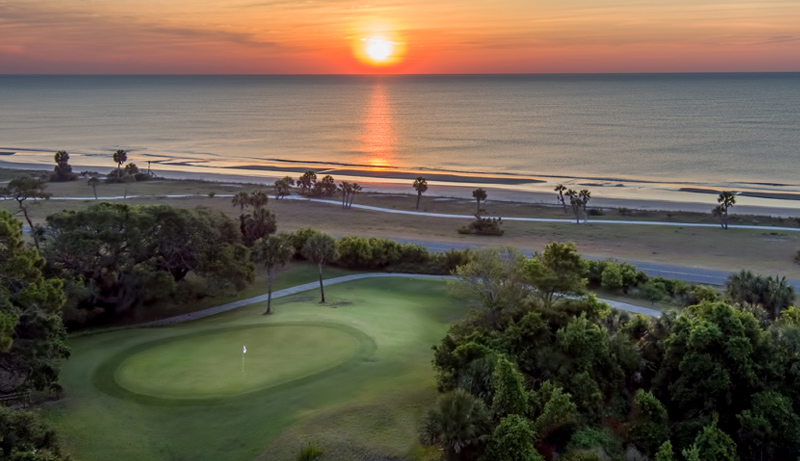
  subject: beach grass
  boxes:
[43,277,464,461]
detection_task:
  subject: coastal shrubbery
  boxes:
[458,215,505,236]
[423,244,800,460]
[282,228,475,274]
[586,259,726,308]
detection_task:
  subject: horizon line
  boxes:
[2,71,800,77]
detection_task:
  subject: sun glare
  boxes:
[354,32,405,67]
[366,38,393,61]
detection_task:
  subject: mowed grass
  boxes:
[42,277,464,461]
[115,324,362,400]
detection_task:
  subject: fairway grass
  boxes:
[43,277,464,460]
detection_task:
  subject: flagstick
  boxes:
[242,354,245,373]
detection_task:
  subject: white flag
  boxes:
[243,345,247,354]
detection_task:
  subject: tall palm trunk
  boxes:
[318,262,325,302]
[416,192,421,209]
[264,267,275,314]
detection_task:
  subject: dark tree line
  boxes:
[43,203,253,324]
[0,210,69,460]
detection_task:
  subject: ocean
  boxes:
[1,73,799,199]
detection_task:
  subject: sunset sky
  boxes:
[1,0,798,74]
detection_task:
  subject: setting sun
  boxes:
[354,33,405,68]
[366,39,393,62]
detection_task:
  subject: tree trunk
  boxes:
[92,185,97,200]
[318,262,325,303]
[416,192,421,210]
[21,206,39,250]
[264,267,274,314]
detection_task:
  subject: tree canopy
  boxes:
[43,203,253,322]
[427,242,800,460]
[0,210,68,394]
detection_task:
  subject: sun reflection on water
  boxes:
[359,84,395,169]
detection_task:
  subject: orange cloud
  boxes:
[1,0,798,73]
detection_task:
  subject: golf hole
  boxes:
[113,324,362,399]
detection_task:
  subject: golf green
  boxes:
[115,324,361,399]
[45,278,464,460]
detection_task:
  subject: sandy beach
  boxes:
[4,155,800,218]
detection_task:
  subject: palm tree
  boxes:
[349,183,362,208]
[231,191,250,213]
[565,189,583,224]
[273,176,294,199]
[716,191,736,229]
[419,388,490,460]
[766,275,795,319]
[413,177,428,210]
[87,176,100,199]
[249,190,269,210]
[112,149,127,178]
[579,189,591,221]
[243,207,277,246]
[253,234,294,314]
[554,184,567,213]
[473,188,488,214]
[300,232,339,303]
[338,181,352,208]
[298,170,317,195]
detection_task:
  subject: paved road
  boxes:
[142,273,660,327]
[18,194,800,289]
[32,193,800,232]
[392,238,799,290]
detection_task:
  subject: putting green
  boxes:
[114,324,361,399]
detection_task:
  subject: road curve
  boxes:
[19,194,800,289]
[142,273,660,327]
[35,193,800,232]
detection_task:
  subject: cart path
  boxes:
[142,273,660,327]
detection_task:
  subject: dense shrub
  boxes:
[458,215,504,236]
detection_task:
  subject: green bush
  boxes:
[639,281,667,305]
[585,260,609,286]
[601,263,624,290]
[286,228,320,258]
[336,236,432,270]
[458,215,504,236]
[626,390,669,455]
[566,426,623,460]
